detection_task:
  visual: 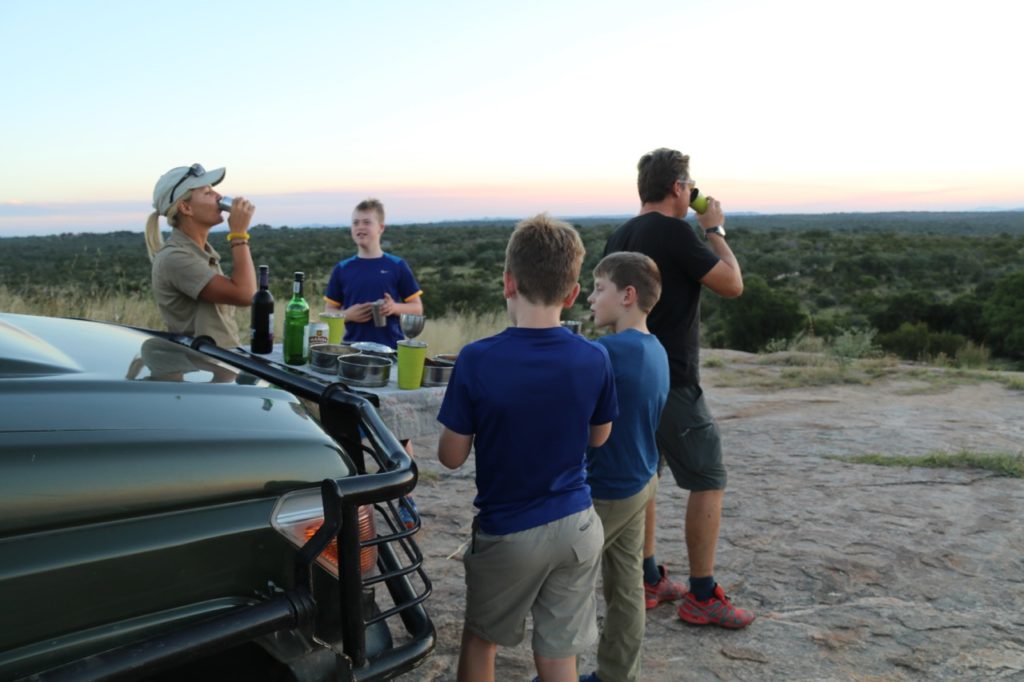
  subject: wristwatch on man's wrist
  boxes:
[704,225,726,239]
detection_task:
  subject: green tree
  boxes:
[876,322,966,360]
[717,276,807,351]
[982,270,1024,359]
[869,291,934,333]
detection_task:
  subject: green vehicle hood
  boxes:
[0,314,352,536]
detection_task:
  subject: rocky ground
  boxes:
[399,351,1024,681]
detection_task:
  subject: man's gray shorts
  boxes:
[656,385,726,491]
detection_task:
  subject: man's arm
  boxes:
[438,427,473,469]
[696,197,743,298]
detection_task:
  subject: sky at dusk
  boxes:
[1,0,1021,237]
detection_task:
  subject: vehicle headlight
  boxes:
[272,489,377,576]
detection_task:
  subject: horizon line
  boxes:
[3,207,1024,240]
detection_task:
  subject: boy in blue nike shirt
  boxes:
[324,198,423,348]
[326,197,424,525]
[584,252,669,682]
[437,214,618,682]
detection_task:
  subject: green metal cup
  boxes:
[396,340,428,390]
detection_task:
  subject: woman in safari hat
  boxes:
[145,163,256,347]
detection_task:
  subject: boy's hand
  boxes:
[343,302,374,323]
[381,293,396,317]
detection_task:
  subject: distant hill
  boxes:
[728,211,1024,235]
[289,211,1024,236]
[4,211,1022,242]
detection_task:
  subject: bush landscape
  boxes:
[3,210,1023,367]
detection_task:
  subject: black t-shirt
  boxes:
[604,212,719,387]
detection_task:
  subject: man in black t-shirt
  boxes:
[604,147,754,629]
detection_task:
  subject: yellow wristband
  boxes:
[226,232,250,242]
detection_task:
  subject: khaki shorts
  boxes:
[657,385,727,491]
[463,506,602,658]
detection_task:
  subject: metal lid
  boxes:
[350,341,396,355]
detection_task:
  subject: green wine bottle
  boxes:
[283,272,310,365]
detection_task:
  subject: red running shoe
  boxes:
[644,565,687,609]
[677,584,755,629]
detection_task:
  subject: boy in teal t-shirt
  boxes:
[584,252,669,682]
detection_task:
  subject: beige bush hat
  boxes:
[152,163,226,216]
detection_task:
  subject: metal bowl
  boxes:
[308,343,358,372]
[339,354,393,387]
[400,313,426,339]
[421,357,454,387]
[434,353,458,364]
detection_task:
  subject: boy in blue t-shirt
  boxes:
[437,214,618,682]
[324,198,423,348]
[584,252,669,682]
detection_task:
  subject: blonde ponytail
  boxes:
[145,211,163,262]
[145,189,189,261]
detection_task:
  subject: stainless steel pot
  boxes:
[421,357,454,387]
[308,343,358,373]
[339,354,393,387]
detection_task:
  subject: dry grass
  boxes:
[416,311,507,354]
[0,287,169,329]
[756,351,832,368]
[705,352,1024,393]
[830,450,1024,478]
[708,365,874,390]
[5,288,1023,391]
[1,288,507,354]
[2,286,270,341]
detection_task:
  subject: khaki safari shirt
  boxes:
[151,229,240,347]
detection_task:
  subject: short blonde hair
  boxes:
[505,214,585,305]
[594,252,662,313]
[354,198,385,224]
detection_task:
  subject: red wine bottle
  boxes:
[250,265,274,354]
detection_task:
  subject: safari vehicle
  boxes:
[0,312,433,681]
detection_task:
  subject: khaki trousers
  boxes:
[592,475,658,682]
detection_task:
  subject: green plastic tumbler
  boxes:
[397,340,428,389]
[322,310,345,344]
[690,187,709,215]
